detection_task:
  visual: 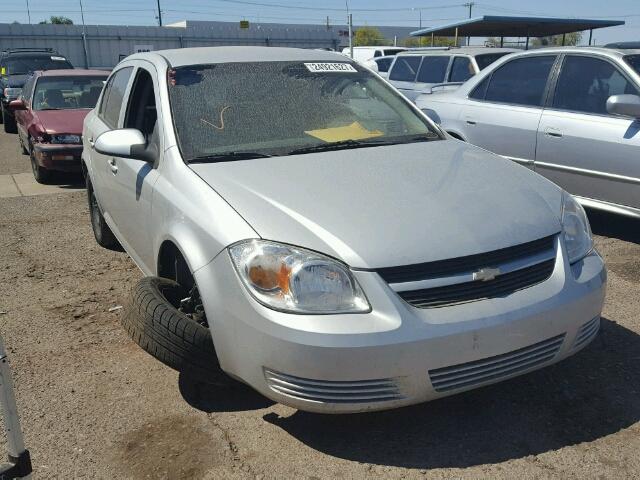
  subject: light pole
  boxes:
[157,0,163,26]
[79,0,89,68]
[412,8,422,29]
[25,0,31,24]
[463,2,474,45]
[346,0,352,58]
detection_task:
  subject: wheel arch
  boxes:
[157,240,193,287]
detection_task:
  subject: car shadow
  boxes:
[178,372,275,413]
[46,171,85,188]
[262,318,640,469]
[587,208,640,244]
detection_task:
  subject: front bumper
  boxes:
[194,237,606,413]
[33,144,82,172]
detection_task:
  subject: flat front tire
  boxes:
[86,175,120,250]
[122,276,230,385]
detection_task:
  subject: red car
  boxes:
[9,69,108,183]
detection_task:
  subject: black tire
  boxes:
[3,106,17,133]
[30,145,51,184]
[19,135,28,155]
[122,276,229,385]
[0,104,4,124]
[86,175,121,250]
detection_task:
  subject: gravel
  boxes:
[0,130,638,479]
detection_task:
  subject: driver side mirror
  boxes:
[8,99,26,111]
[94,129,154,163]
[606,94,640,119]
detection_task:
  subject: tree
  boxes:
[353,26,390,47]
[402,36,457,48]
[532,31,582,47]
[39,16,74,25]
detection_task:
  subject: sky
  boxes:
[4,0,640,45]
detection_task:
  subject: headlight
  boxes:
[561,193,593,264]
[51,134,81,144]
[3,87,22,100]
[229,240,370,314]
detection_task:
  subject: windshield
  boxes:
[624,55,640,75]
[475,52,511,70]
[5,56,72,75]
[34,76,106,110]
[168,61,440,161]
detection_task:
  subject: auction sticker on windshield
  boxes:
[304,63,357,73]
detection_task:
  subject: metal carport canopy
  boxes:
[410,16,625,38]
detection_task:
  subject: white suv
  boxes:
[387,47,517,101]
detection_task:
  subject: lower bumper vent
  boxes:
[264,369,404,404]
[573,316,600,350]
[429,334,565,392]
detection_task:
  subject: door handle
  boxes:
[465,118,477,125]
[108,158,118,174]
[544,127,563,138]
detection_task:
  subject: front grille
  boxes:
[573,316,600,350]
[264,369,404,404]
[376,235,555,284]
[429,334,565,392]
[399,259,554,308]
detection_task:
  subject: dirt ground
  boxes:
[0,129,639,479]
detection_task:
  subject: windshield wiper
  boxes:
[38,107,63,111]
[188,151,273,163]
[287,138,398,156]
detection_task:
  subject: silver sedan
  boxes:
[83,47,605,413]
[416,46,640,219]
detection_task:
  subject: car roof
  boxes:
[503,46,640,60]
[35,69,108,77]
[398,47,518,57]
[128,46,353,68]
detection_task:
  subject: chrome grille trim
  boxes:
[376,235,556,284]
[399,259,555,308]
[264,369,404,403]
[573,317,600,350]
[429,334,565,392]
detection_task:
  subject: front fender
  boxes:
[150,148,258,276]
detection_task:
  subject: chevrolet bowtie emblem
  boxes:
[473,267,501,282]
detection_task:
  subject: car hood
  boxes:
[35,109,89,135]
[190,141,563,269]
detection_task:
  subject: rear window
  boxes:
[416,56,450,83]
[625,55,640,75]
[389,56,421,82]
[475,52,511,71]
[4,55,73,75]
[383,49,406,56]
[33,76,107,110]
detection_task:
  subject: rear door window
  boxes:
[449,56,474,82]
[375,57,393,73]
[484,55,556,107]
[99,66,133,128]
[416,56,450,83]
[389,56,422,82]
[553,55,640,115]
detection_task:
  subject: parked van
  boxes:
[387,47,517,101]
[341,46,407,63]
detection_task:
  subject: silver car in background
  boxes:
[387,47,517,101]
[83,47,605,413]
[416,47,640,218]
